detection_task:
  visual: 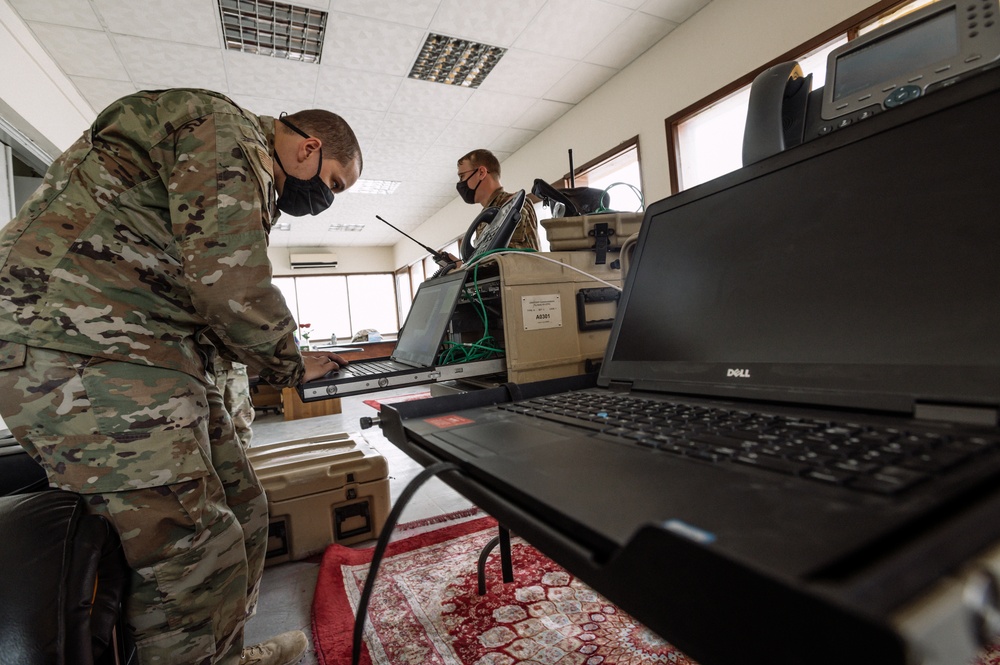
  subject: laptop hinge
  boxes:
[608,380,632,394]
[913,402,998,427]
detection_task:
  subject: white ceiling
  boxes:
[7,0,710,248]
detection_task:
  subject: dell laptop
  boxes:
[299,269,505,401]
[379,65,1000,665]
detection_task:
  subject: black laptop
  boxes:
[299,269,505,401]
[380,68,1000,664]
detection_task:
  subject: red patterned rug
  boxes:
[311,515,690,665]
[312,515,1000,665]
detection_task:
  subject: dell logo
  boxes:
[726,368,751,378]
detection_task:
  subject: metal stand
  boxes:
[477,525,514,595]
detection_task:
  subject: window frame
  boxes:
[559,136,642,191]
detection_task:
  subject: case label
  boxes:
[522,294,562,330]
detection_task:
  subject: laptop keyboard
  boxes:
[497,391,999,495]
[342,360,404,376]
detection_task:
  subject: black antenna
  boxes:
[568,149,575,188]
[374,215,453,268]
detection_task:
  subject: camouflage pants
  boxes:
[212,360,255,450]
[0,343,268,665]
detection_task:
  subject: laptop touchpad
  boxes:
[437,422,568,457]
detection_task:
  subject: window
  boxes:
[400,237,462,314]
[274,273,399,343]
[395,270,412,324]
[668,0,930,192]
[560,137,644,212]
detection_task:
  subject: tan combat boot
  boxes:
[240,630,308,665]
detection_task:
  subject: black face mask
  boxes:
[456,169,481,205]
[274,117,335,216]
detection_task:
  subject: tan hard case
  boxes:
[247,433,390,565]
[480,251,623,383]
[540,212,643,251]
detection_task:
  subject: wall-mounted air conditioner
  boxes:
[289,253,338,269]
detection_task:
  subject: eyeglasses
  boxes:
[457,169,477,182]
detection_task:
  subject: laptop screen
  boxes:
[603,74,1000,413]
[392,271,467,367]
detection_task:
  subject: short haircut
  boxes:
[458,148,500,176]
[283,109,363,175]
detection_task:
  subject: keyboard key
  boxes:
[734,454,810,475]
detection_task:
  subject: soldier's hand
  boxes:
[301,350,349,383]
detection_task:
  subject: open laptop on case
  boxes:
[298,269,505,401]
[379,67,1000,664]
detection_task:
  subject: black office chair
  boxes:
[0,434,133,665]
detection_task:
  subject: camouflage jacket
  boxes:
[484,187,539,250]
[0,89,304,386]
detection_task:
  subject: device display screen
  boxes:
[833,8,959,101]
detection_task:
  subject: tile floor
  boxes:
[243,387,473,665]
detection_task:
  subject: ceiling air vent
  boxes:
[289,253,338,269]
[408,33,505,88]
[218,0,327,63]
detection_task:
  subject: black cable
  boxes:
[351,461,460,665]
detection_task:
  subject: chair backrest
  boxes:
[0,489,129,665]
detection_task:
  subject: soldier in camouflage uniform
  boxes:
[456,148,540,251]
[0,89,361,665]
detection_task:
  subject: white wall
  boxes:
[0,0,94,157]
[393,0,875,269]
[268,245,395,276]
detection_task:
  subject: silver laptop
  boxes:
[299,269,505,401]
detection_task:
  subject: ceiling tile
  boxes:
[322,14,426,76]
[115,35,229,92]
[356,159,413,183]
[430,0,548,47]
[94,0,220,47]
[412,162,464,184]
[376,113,450,146]
[491,127,539,154]
[454,90,534,126]
[227,94,316,119]
[329,0,439,28]
[387,78,474,120]
[602,0,646,8]
[512,0,632,59]
[8,0,103,29]
[27,24,129,80]
[431,121,505,150]
[315,66,403,113]
[638,0,711,23]
[365,138,429,166]
[477,48,575,98]
[225,51,320,99]
[512,98,573,130]
[333,108,387,141]
[544,62,618,104]
[396,180,456,199]
[70,77,138,114]
[419,144,466,172]
[584,12,676,69]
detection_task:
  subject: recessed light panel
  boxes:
[350,179,402,195]
[218,0,327,63]
[408,33,505,88]
[328,224,365,232]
